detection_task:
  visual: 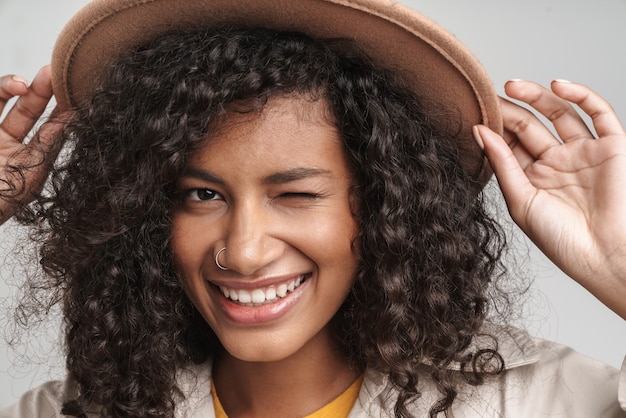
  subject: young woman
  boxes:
[1,1,624,417]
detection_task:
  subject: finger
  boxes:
[501,127,535,171]
[505,79,594,142]
[473,124,536,222]
[496,97,537,170]
[0,66,53,142]
[0,74,29,115]
[500,96,560,159]
[550,80,626,138]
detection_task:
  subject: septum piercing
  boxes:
[215,247,228,271]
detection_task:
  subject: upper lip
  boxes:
[208,272,311,290]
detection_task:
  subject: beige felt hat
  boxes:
[51,0,500,183]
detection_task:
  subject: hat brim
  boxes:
[51,0,500,184]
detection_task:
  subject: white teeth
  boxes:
[251,289,265,304]
[265,286,277,301]
[219,275,307,305]
[238,289,252,304]
[276,284,288,298]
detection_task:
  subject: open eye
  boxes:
[186,188,222,202]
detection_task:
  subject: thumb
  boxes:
[472,124,536,222]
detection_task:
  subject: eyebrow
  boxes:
[183,168,225,184]
[262,167,332,185]
[182,167,332,185]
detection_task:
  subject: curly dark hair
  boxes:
[11,27,509,417]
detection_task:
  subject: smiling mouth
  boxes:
[218,273,311,306]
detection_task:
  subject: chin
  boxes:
[221,335,303,363]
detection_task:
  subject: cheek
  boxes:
[313,210,359,278]
[335,216,360,293]
[170,217,211,312]
[170,216,190,265]
[170,214,209,278]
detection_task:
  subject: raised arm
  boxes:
[0,65,64,224]
[473,80,626,319]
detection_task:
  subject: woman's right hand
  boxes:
[0,65,64,224]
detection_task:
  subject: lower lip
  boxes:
[212,278,309,325]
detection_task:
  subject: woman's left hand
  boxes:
[474,80,626,319]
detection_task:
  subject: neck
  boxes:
[212,327,362,418]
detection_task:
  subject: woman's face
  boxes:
[171,95,359,363]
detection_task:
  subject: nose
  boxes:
[219,200,283,276]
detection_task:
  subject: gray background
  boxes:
[1,0,625,408]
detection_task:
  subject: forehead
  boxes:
[204,94,338,151]
[189,94,349,173]
[211,93,335,137]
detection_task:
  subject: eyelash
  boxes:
[185,188,222,202]
[279,192,319,199]
[180,189,320,204]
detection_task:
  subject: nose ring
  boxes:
[215,247,228,271]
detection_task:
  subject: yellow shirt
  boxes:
[211,374,364,418]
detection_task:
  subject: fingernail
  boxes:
[553,79,571,84]
[472,125,485,150]
[507,78,524,83]
[11,75,29,88]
